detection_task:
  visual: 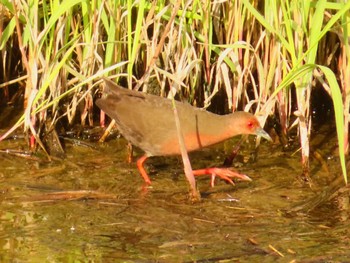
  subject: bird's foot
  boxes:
[136,155,152,185]
[192,168,252,187]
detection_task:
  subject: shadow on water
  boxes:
[0,127,349,262]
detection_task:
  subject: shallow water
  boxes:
[0,129,349,262]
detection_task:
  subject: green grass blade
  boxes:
[318,65,347,184]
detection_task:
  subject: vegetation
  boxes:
[0,0,348,183]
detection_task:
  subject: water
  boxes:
[0,130,349,262]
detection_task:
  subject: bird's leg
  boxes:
[136,155,152,185]
[192,168,252,187]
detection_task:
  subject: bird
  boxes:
[96,78,271,187]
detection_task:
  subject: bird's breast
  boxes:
[157,132,230,156]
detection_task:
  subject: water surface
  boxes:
[0,129,348,262]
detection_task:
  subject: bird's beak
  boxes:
[255,127,272,142]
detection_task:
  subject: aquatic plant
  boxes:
[0,0,348,184]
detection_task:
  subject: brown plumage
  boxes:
[96,78,271,185]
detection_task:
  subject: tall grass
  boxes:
[0,0,348,183]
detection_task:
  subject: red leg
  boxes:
[192,168,251,187]
[136,155,152,184]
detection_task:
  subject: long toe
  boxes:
[210,173,235,187]
[193,167,252,187]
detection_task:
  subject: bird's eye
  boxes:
[247,121,254,129]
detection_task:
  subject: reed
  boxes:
[0,0,348,182]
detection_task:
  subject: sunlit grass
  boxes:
[0,0,348,183]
